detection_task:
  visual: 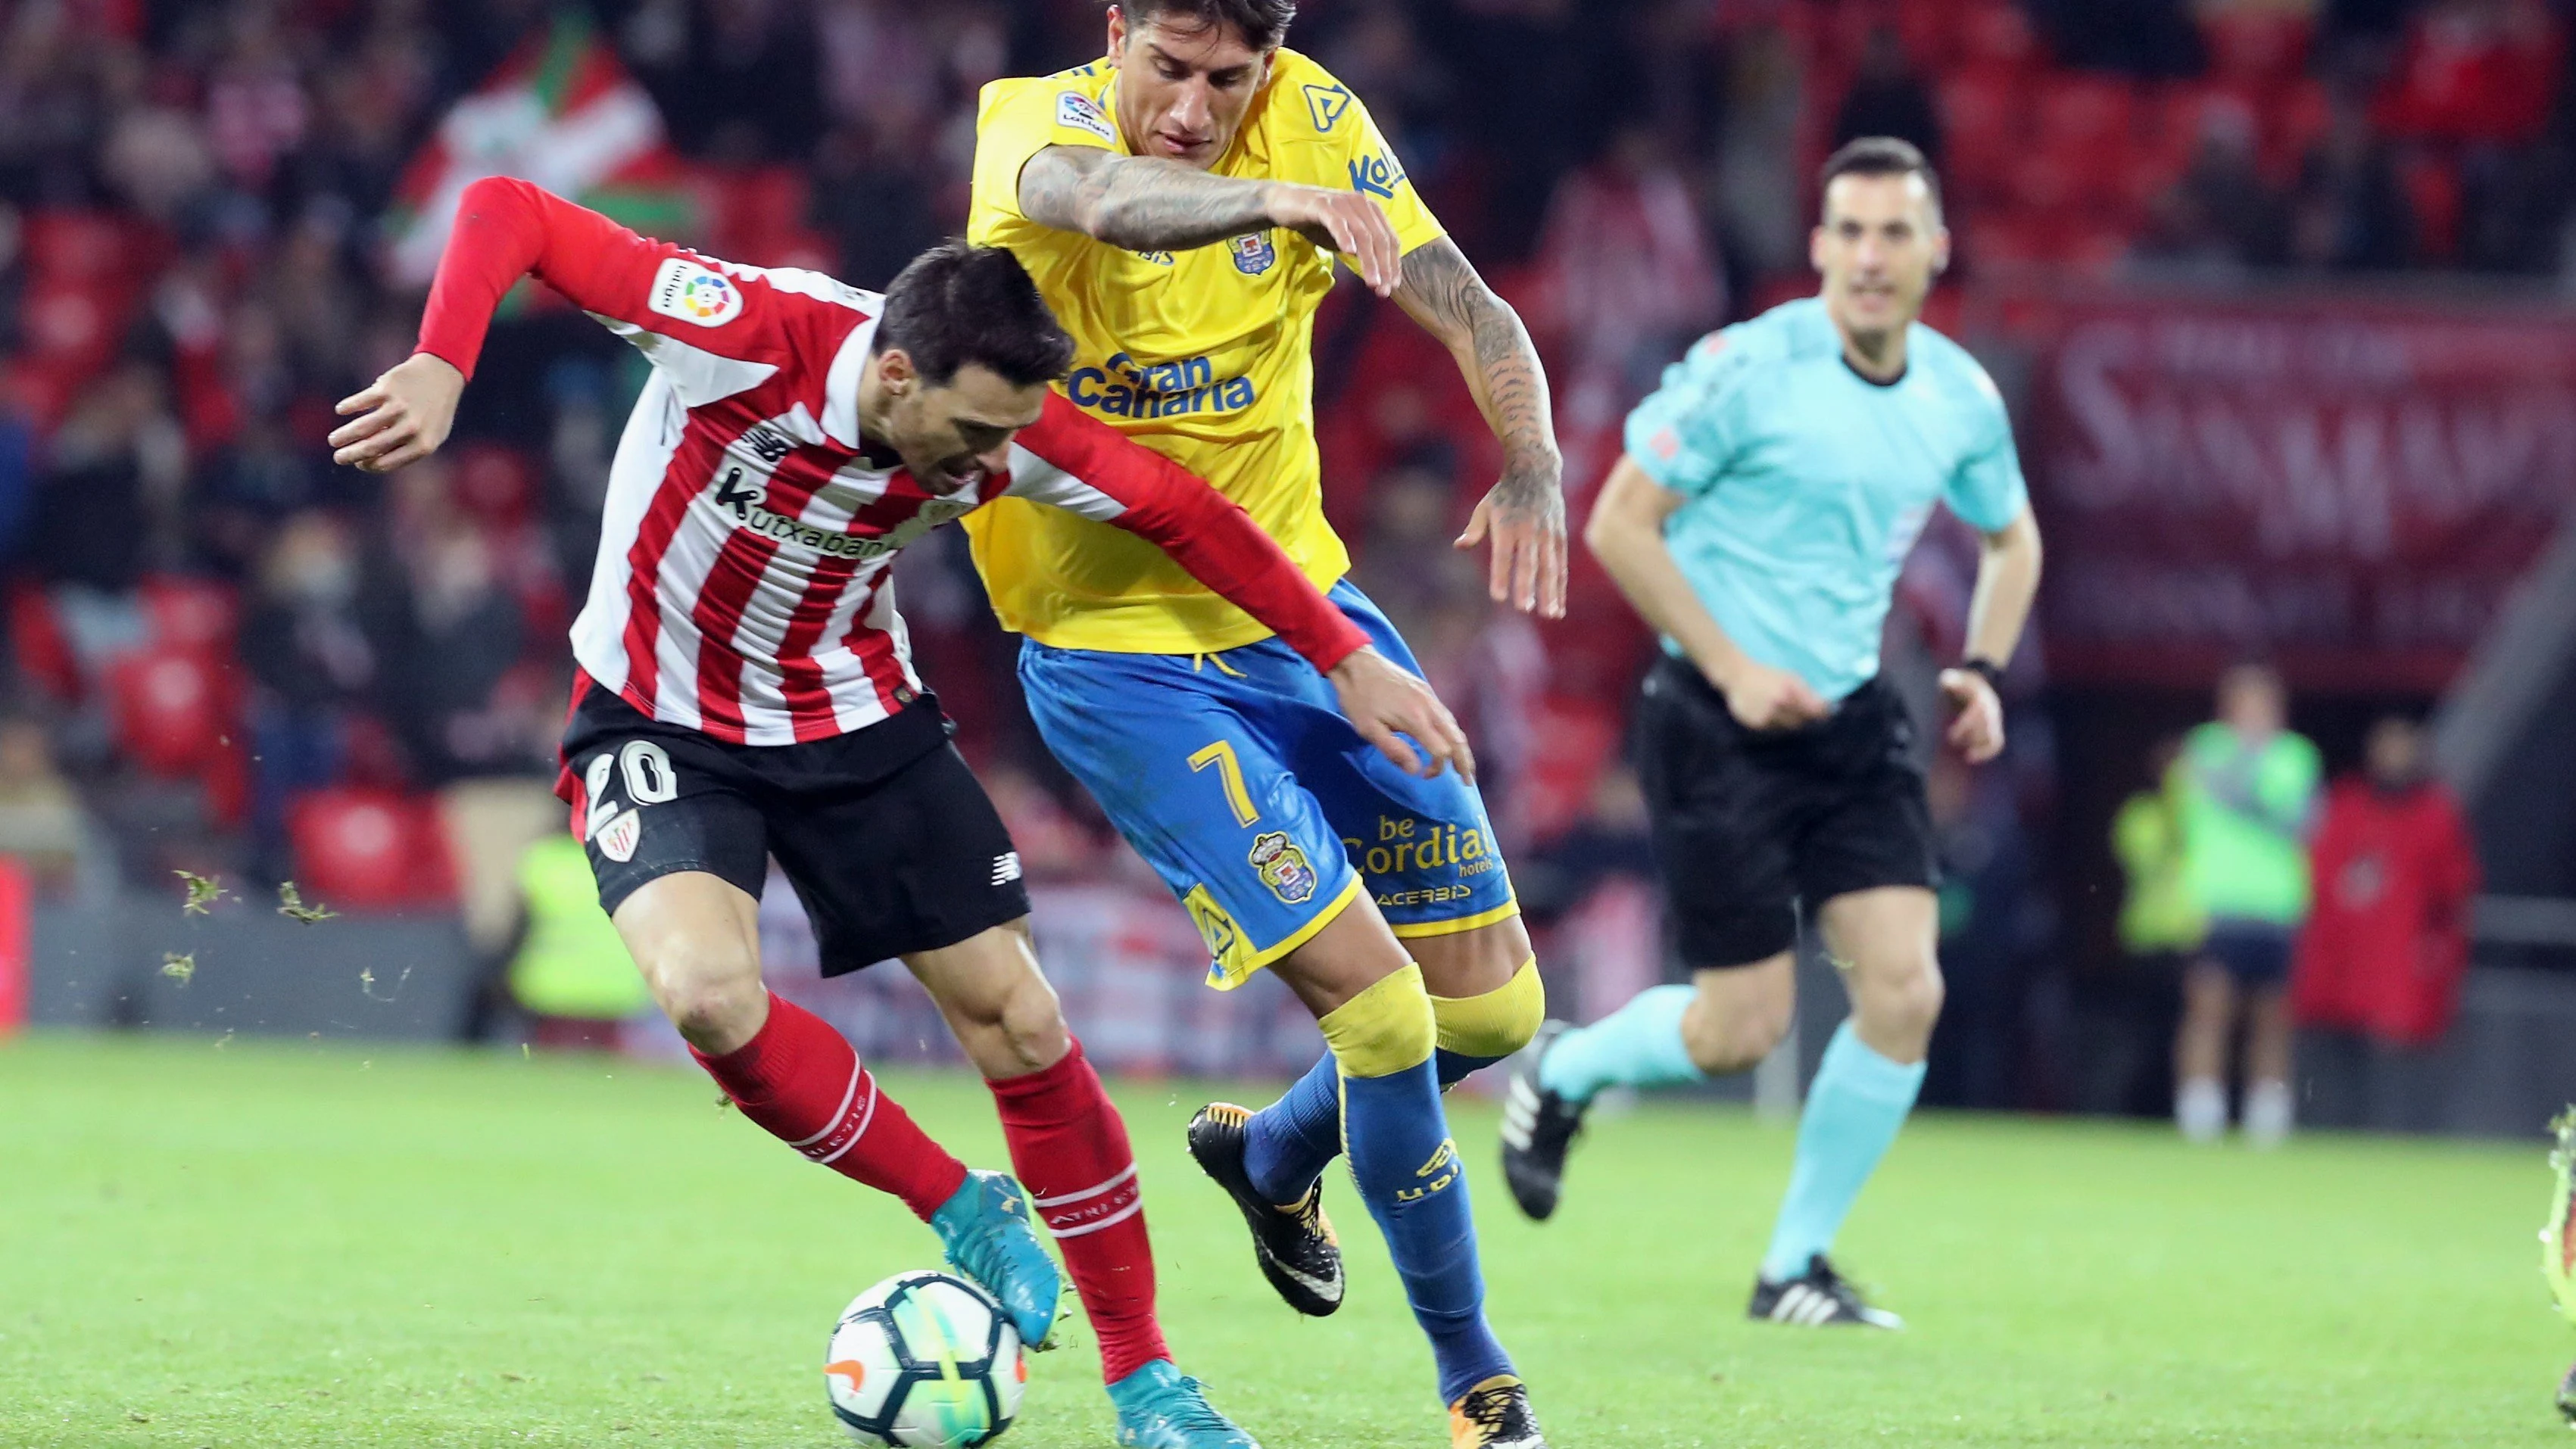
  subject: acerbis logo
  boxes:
[648,258,744,328]
[1303,83,1353,132]
[1348,150,1408,201]
[1065,351,1255,419]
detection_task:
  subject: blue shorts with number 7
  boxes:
[1018,580,1518,989]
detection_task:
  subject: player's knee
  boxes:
[1318,964,1437,1078]
[1431,958,1543,1061]
[1855,955,1944,1042]
[989,968,1072,1076]
[652,960,765,1052]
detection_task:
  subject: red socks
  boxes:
[694,992,968,1221]
[989,1039,1168,1383]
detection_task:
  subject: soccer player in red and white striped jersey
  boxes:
[328,176,1470,1447]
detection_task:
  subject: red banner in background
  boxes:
[2016,289,2576,691]
[0,857,27,1034]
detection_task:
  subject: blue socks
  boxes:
[1760,1021,1925,1282]
[1341,1056,1512,1403]
[1537,984,1705,1102]
[1243,1048,1498,1203]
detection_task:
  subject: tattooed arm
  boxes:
[1392,236,1567,616]
[1017,145,1402,295]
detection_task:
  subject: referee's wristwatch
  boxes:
[1958,656,2007,694]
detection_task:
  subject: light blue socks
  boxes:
[1537,984,1704,1102]
[1760,1021,1925,1282]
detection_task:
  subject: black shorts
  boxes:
[1635,657,1937,968]
[561,684,1030,975]
[2202,921,2294,989]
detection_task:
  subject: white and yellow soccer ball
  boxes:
[825,1271,1026,1447]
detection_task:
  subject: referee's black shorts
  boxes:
[1635,656,1937,970]
[561,682,1030,975]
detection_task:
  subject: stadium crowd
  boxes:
[0,0,2555,1111]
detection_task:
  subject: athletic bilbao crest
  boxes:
[1249,830,1317,905]
[1230,232,1277,276]
[596,808,641,864]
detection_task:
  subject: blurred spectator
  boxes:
[981,763,1104,881]
[0,713,97,897]
[2289,95,2419,269]
[1317,3,1458,173]
[2097,735,2203,1115]
[236,510,376,874]
[810,122,940,290]
[478,830,650,1050]
[2031,0,2209,76]
[1832,27,1942,167]
[1923,749,2043,1111]
[2137,101,2291,272]
[28,360,184,591]
[629,0,824,164]
[1532,123,1723,478]
[2172,664,2322,1147]
[373,460,529,786]
[2116,737,2204,969]
[2375,0,2564,146]
[2291,716,2479,1129]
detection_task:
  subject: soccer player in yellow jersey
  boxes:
[968,2,1560,1444]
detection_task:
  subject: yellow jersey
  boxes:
[964,50,1446,654]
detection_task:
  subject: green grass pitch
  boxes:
[0,1033,2565,1447]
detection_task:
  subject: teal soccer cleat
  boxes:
[929,1170,1060,1350]
[1107,1359,1260,1448]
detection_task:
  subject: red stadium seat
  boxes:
[1517,695,1623,847]
[1897,2,1966,72]
[104,647,230,779]
[9,586,80,704]
[1957,1,2041,70]
[1960,212,2066,278]
[2038,75,2138,154]
[285,787,458,911]
[2263,79,2334,184]
[449,442,536,528]
[138,575,239,655]
[1937,68,2019,205]
[2200,5,2316,86]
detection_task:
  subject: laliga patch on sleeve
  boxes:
[648,257,744,329]
[1056,89,1116,145]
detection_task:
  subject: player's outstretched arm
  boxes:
[1937,505,2041,764]
[332,176,800,474]
[1018,145,1400,296]
[1390,238,1566,619]
[1006,394,1474,781]
[1586,454,1827,732]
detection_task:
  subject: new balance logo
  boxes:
[991,852,1022,886]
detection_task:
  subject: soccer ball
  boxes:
[825,1270,1027,1447]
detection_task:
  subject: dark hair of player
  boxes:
[1111,0,1297,53]
[1818,136,1943,217]
[874,242,1077,387]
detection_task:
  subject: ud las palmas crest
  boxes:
[1249,830,1318,905]
[1230,232,1277,276]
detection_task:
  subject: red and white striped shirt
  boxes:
[416,177,1367,748]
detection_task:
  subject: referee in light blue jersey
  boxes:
[1499,138,2044,1329]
